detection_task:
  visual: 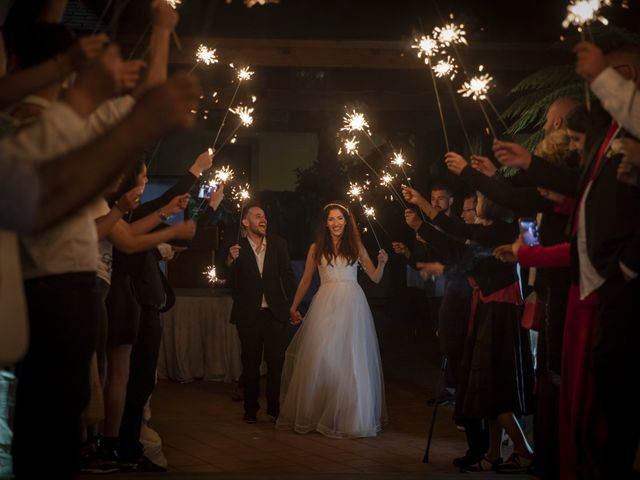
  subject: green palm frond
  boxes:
[509,65,579,94]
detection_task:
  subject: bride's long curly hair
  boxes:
[314,202,361,266]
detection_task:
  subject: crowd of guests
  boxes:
[1,1,639,478]
[393,41,640,478]
[0,1,226,477]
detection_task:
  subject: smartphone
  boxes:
[519,217,540,246]
[198,184,218,199]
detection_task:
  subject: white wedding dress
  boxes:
[276,256,387,438]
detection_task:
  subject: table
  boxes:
[158,289,241,383]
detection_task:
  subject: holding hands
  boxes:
[289,308,303,325]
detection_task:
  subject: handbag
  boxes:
[521,291,543,330]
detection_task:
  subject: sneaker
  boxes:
[462,456,503,473]
[495,452,534,474]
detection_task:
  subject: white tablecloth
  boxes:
[158,290,241,383]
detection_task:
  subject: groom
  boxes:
[224,204,297,423]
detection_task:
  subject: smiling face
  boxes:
[242,206,267,237]
[326,208,347,239]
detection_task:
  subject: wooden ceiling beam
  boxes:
[119,36,570,71]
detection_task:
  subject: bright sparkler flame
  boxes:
[458,72,493,101]
[195,44,218,65]
[562,0,611,28]
[341,137,360,156]
[236,67,255,81]
[341,109,370,133]
[232,184,251,207]
[362,204,376,218]
[380,171,396,186]
[390,151,410,167]
[214,166,234,184]
[203,265,218,284]
[433,56,459,80]
[229,106,254,126]
[347,182,366,201]
[411,35,439,60]
[165,0,181,8]
[433,23,467,47]
[251,95,257,103]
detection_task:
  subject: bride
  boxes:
[276,202,388,438]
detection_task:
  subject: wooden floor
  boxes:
[147,378,461,475]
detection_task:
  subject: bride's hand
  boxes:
[377,249,388,266]
[289,309,302,325]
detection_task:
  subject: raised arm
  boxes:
[289,244,319,324]
[358,243,388,284]
[107,218,195,254]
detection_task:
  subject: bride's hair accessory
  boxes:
[323,202,350,215]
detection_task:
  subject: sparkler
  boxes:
[211,65,255,151]
[203,265,219,284]
[562,0,610,110]
[233,183,251,243]
[380,171,408,209]
[433,23,468,47]
[412,34,450,151]
[341,108,385,157]
[214,165,235,185]
[361,204,381,249]
[433,56,458,80]
[458,68,498,138]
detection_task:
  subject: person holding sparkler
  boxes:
[221,204,297,424]
[277,202,388,438]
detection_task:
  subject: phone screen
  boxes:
[519,218,540,246]
[198,184,218,199]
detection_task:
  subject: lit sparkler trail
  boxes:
[165,0,181,8]
[458,68,499,138]
[234,183,252,243]
[433,23,467,47]
[347,182,366,201]
[412,33,451,151]
[389,150,415,188]
[360,203,381,249]
[562,0,610,29]
[214,166,235,184]
[203,265,219,284]
[341,108,386,157]
[411,35,439,62]
[433,56,458,80]
[562,0,610,110]
[341,109,370,134]
[380,171,408,209]
[196,44,218,65]
[211,65,255,151]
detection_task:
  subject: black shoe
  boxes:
[427,391,455,406]
[452,454,482,469]
[135,455,168,472]
[461,456,503,473]
[243,412,257,423]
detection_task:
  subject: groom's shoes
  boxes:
[243,412,257,424]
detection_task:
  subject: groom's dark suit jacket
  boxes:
[223,234,297,327]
